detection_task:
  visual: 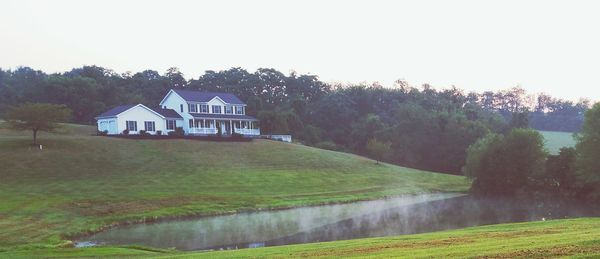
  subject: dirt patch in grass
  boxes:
[473,229,563,239]
[478,244,600,258]
[301,237,476,257]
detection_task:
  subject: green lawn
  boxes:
[540,131,577,155]
[0,124,468,253]
[186,218,600,258]
[4,218,600,258]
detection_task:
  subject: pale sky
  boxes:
[1,0,599,101]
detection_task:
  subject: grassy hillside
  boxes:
[540,131,577,155]
[0,123,468,251]
[4,218,600,258]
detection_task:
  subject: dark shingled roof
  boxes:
[189,113,258,121]
[172,89,245,105]
[96,105,183,119]
[151,107,183,119]
[96,104,136,118]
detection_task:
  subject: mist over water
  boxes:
[77,193,597,251]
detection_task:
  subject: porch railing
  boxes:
[188,128,218,135]
[234,128,261,136]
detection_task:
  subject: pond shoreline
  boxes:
[67,192,466,247]
[75,193,600,251]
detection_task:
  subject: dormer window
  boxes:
[224,106,233,114]
[235,106,244,115]
[200,104,209,113]
[188,103,198,113]
[212,105,221,114]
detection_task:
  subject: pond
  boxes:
[76,193,597,251]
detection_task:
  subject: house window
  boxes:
[180,104,184,112]
[188,103,198,113]
[189,119,194,128]
[224,105,233,114]
[144,121,155,131]
[235,106,244,115]
[200,104,209,113]
[212,105,221,114]
[166,120,175,130]
[126,121,137,131]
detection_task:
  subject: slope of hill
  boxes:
[0,123,468,250]
[540,131,577,154]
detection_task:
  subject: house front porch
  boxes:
[188,118,260,136]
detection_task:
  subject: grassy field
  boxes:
[4,218,600,258]
[188,217,600,258]
[0,123,468,253]
[540,131,577,155]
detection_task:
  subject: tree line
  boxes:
[0,66,591,175]
[464,103,600,203]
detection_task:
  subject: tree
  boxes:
[575,103,600,200]
[366,138,391,164]
[541,147,577,195]
[463,129,547,196]
[509,111,529,129]
[5,103,71,145]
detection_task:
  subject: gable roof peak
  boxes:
[171,89,245,105]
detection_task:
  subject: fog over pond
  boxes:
[77,193,597,251]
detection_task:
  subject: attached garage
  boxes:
[95,104,183,135]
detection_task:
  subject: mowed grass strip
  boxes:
[0,123,468,250]
[4,218,600,258]
[175,218,600,259]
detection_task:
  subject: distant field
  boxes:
[0,123,468,252]
[540,131,577,155]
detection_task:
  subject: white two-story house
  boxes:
[95,89,260,136]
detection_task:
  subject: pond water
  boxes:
[76,193,597,251]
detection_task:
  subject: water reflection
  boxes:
[77,193,597,251]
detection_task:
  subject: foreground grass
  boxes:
[540,131,577,154]
[4,218,600,258]
[0,124,468,251]
[191,217,600,259]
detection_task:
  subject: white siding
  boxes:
[160,91,193,133]
[116,105,166,135]
[207,97,227,114]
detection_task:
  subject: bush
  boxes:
[168,127,184,137]
[139,130,150,136]
[156,130,162,136]
[463,128,547,197]
[122,129,129,135]
[538,147,577,196]
[97,130,108,136]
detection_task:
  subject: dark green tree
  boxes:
[575,103,600,200]
[463,129,547,196]
[542,147,577,195]
[5,103,71,145]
